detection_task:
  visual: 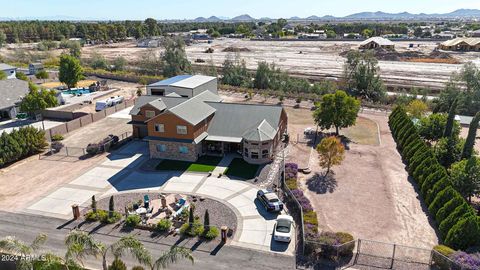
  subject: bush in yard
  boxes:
[335,232,355,256]
[180,222,203,237]
[428,186,458,217]
[451,251,480,270]
[85,210,99,222]
[286,178,297,190]
[125,215,141,227]
[156,219,172,232]
[445,215,480,250]
[425,178,450,206]
[436,195,466,224]
[51,134,64,141]
[432,244,456,270]
[439,203,475,238]
[108,258,127,270]
[204,226,219,240]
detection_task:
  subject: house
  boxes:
[0,79,29,119]
[0,63,17,79]
[146,75,218,97]
[29,62,44,75]
[129,80,287,165]
[137,37,162,48]
[359,37,395,50]
[472,30,480,38]
[439,38,480,51]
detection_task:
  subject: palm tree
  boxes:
[65,230,151,270]
[153,246,194,269]
[0,234,47,270]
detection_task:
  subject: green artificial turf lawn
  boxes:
[224,158,260,179]
[156,156,222,172]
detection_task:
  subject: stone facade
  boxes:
[149,140,201,162]
[243,140,274,164]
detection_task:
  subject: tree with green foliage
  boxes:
[221,55,251,87]
[313,90,360,135]
[418,113,460,145]
[443,98,458,138]
[406,99,428,119]
[436,136,464,168]
[108,196,114,218]
[35,70,49,80]
[343,50,385,102]
[461,111,480,159]
[449,157,480,202]
[316,136,345,176]
[203,209,210,230]
[112,56,127,71]
[90,52,108,70]
[445,215,480,250]
[144,18,160,37]
[253,61,272,89]
[67,41,82,58]
[361,28,374,38]
[0,30,6,48]
[0,126,47,167]
[20,82,58,113]
[326,30,336,38]
[59,54,83,89]
[161,37,191,77]
[91,195,97,213]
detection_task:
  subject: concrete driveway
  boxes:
[23,140,295,255]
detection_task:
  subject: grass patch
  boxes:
[224,158,259,179]
[340,117,380,146]
[155,156,222,172]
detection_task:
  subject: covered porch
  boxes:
[202,135,243,157]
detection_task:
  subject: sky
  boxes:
[2,0,480,20]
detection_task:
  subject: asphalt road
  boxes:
[0,211,295,270]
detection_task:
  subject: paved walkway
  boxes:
[23,141,295,255]
[211,153,237,177]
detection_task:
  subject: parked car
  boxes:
[256,189,283,212]
[273,215,294,242]
[95,95,124,111]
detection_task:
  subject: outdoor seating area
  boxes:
[125,193,192,228]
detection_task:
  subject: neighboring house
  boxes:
[0,79,29,119]
[130,81,287,165]
[0,63,17,79]
[472,30,480,38]
[146,75,218,97]
[359,37,395,50]
[29,62,44,75]
[439,38,480,52]
[137,37,162,48]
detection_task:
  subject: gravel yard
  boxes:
[92,192,237,232]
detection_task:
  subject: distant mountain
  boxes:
[231,14,255,21]
[208,16,222,21]
[194,17,208,22]
[306,15,322,20]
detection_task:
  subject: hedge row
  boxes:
[389,106,480,250]
[0,126,47,167]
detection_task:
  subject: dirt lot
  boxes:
[79,40,480,91]
[286,109,438,249]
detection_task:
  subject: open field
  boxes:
[78,40,480,91]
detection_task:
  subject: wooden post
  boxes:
[72,204,80,219]
[221,226,228,242]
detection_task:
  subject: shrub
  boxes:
[286,178,297,190]
[204,226,220,240]
[445,215,480,250]
[108,258,127,270]
[451,251,480,270]
[428,186,458,217]
[436,195,465,224]
[335,232,355,256]
[180,222,204,237]
[439,203,474,238]
[0,126,47,167]
[85,210,98,222]
[131,267,145,270]
[421,170,447,197]
[156,219,172,232]
[425,178,450,206]
[125,215,141,227]
[51,134,64,141]
[432,245,456,270]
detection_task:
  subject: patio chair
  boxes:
[175,198,186,209]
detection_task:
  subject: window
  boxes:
[156,144,167,152]
[262,142,269,145]
[145,110,155,119]
[154,124,164,133]
[250,142,259,146]
[244,148,248,156]
[176,125,187,134]
[251,150,259,159]
[262,149,269,159]
[179,146,188,154]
